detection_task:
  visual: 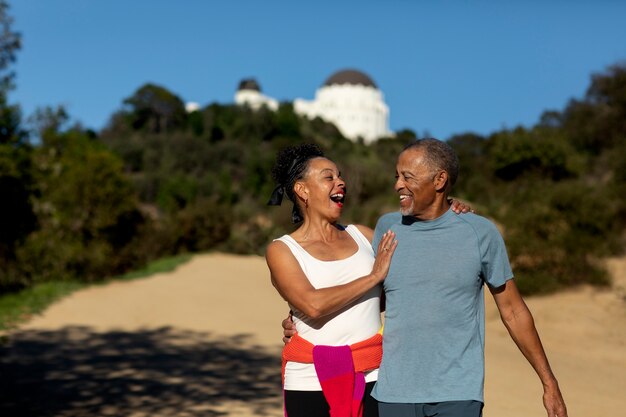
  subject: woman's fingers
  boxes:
[379,230,397,255]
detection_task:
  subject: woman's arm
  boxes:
[266,230,396,319]
[449,198,473,213]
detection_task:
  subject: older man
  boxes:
[282,139,568,417]
[371,139,567,417]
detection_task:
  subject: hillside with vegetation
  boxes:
[1,1,625,296]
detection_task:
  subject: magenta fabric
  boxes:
[310,345,366,417]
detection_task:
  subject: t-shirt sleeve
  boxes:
[372,214,392,256]
[479,221,514,288]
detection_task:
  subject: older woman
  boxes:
[266,143,396,417]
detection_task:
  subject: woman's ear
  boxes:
[293,181,307,201]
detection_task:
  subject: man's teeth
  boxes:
[399,195,410,201]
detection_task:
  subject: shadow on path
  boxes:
[0,327,282,416]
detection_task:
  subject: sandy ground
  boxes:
[1,253,625,416]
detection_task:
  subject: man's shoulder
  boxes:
[455,212,503,239]
[379,211,402,222]
[375,212,402,229]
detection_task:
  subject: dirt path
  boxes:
[2,253,625,416]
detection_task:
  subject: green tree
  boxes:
[17,130,144,283]
[447,133,490,202]
[501,180,614,293]
[121,83,187,133]
[0,143,36,290]
[27,105,69,139]
[488,127,580,181]
[0,0,22,146]
[561,63,626,154]
[0,0,20,95]
[0,0,34,292]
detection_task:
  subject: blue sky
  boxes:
[10,1,626,140]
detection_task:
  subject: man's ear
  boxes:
[433,170,449,192]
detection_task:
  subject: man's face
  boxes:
[394,148,437,217]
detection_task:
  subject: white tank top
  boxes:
[276,225,381,391]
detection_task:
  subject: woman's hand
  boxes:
[268,229,396,321]
[450,198,474,214]
[370,230,398,283]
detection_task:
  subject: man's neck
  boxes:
[412,197,451,221]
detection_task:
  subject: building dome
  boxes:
[323,69,378,89]
[294,68,390,143]
[234,77,278,111]
[238,78,261,92]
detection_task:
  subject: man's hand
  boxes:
[491,280,568,417]
[543,383,568,417]
[282,312,296,344]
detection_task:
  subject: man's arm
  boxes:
[490,280,568,417]
[281,312,296,344]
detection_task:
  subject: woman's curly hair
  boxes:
[268,143,325,223]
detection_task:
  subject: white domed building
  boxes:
[234,78,278,111]
[294,69,391,143]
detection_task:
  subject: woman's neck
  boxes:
[293,217,342,243]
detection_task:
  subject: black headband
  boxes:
[267,157,308,223]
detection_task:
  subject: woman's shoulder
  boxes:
[266,237,292,257]
[350,224,374,243]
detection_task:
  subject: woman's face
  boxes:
[298,157,346,220]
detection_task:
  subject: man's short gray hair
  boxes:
[403,138,459,191]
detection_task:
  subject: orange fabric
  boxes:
[281,332,383,385]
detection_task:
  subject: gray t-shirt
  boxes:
[371,208,513,403]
